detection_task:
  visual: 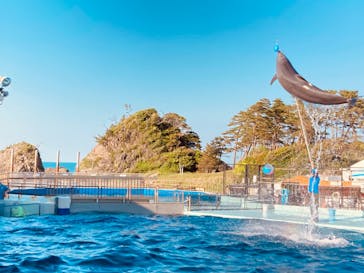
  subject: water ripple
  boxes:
[0,214,363,272]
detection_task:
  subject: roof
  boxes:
[284,175,352,187]
[351,159,364,169]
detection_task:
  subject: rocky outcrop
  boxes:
[79,144,110,173]
[80,108,201,173]
[0,142,44,173]
[45,167,69,173]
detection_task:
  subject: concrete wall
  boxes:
[70,198,184,215]
[0,197,184,217]
[0,200,55,217]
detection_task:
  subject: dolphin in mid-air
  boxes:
[271,50,355,105]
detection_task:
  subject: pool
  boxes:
[8,187,219,203]
[0,214,363,272]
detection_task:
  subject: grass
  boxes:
[150,171,241,194]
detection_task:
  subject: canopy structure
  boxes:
[342,159,364,189]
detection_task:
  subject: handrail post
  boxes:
[154,187,159,203]
[127,181,131,201]
[10,148,14,173]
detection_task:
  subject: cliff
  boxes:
[0,142,44,173]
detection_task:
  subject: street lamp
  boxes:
[0,76,11,104]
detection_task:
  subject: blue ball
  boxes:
[262,164,274,175]
[274,44,279,52]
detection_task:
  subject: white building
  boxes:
[342,159,364,190]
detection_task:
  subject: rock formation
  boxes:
[80,108,201,173]
[0,142,44,173]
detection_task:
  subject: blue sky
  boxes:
[0,0,363,163]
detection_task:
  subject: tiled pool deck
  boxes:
[186,196,364,233]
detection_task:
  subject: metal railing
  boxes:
[1,172,144,188]
[229,181,275,202]
[228,181,363,210]
[279,182,362,210]
[0,172,182,203]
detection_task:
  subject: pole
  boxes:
[10,147,14,173]
[34,149,38,173]
[295,98,314,170]
[76,152,80,173]
[222,165,226,194]
[244,164,249,196]
[56,150,60,173]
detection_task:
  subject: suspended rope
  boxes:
[295,98,314,170]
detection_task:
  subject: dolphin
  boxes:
[271,50,354,105]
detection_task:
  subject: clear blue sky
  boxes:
[0,0,363,162]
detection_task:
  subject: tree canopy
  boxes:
[197,137,228,173]
[81,108,201,173]
[223,91,364,169]
[80,91,364,174]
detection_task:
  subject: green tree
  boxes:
[224,98,298,163]
[82,108,201,173]
[271,99,299,146]
[197,137,227,173]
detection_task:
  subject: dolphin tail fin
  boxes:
[348,97,357,107]
[270,74,277,85]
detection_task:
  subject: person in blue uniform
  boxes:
[308,169,320,222]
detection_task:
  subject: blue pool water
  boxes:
[8,188,218,204]
[0,214,363,272]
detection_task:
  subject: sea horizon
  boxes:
[42,162,77,173]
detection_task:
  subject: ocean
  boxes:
[43,162,77,173]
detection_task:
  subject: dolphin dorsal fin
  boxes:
[270,74,277,85]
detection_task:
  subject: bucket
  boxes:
[329,208,336,223]
[262,204,268,218]
[56,196,71,215]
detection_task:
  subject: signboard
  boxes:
[262,164,274,175]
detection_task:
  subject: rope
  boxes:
[295,98,314,170]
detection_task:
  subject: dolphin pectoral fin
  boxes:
[296,74,318,89]
[295,74,310,84]
[270,74,277,85]
[296,74,324,92]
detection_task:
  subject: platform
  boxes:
[186,196,364,233]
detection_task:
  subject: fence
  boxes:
[2,166,363,210]
[0,172,182,203]
[280,182,362,209]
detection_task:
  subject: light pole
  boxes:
[0,76,11,104]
